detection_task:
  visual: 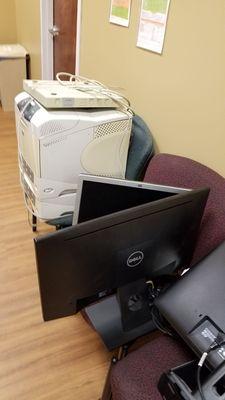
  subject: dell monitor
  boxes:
[34,187,209,348]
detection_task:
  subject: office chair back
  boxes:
[125,115,154,180]
[144,153,225,267]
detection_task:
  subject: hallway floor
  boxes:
[0,108,110,400]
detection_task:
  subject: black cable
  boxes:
[208,340,225,354]
[196,340,225,400]
[197,365,206,400]
[150,306,174,337]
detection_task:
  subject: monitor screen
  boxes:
[72,174,189,224]
[34,187,209,323]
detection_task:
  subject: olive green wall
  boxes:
[0,1,17,44]
[14,0,41,78]
[80,0,225,176]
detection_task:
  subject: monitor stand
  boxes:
[84,279,155,350]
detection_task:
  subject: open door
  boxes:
[41,0,80,79]
[51,0,77,76]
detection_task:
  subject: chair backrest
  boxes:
[125,115,154,181]
[144,153,225,267]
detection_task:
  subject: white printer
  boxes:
[15,91,132,220]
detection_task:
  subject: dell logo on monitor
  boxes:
[127,251,144,267]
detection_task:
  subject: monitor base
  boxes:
[84,294,155,350]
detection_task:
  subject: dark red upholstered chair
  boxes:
[110,154,225,400]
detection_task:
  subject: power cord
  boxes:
[23,193,36,225]
[150,305,174,337]
[56,72,134,116]
[197,340,225,400]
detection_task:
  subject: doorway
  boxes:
[40,0,81,79]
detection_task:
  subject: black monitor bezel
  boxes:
[34,187,209,322]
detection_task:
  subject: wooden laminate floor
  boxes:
[0,108,111,400]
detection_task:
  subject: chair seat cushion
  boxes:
[111,335,192,400]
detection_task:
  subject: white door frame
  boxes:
[40,0,82,79]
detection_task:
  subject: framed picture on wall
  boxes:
[109,0,132,27]
[137,0,171,53]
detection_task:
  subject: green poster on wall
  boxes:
[109,0,132,27]
[137,0,171,53]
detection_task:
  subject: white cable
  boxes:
[198,352,208,367]
[23,192,36,216]
[23,193,38,229]
[56,72,134,117]
[56,72,132,113]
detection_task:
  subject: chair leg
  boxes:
[101,343,134,400]
[32,215,37,232]
[101,356,117,400]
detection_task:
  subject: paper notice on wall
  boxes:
[109,0,132,27]
[137,0,171,53]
